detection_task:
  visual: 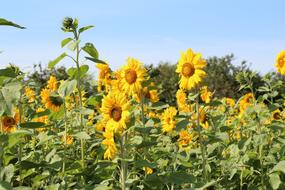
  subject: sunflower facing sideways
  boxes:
[275,50,285,75]
[40,76,63,112]
[176,48,206,91]
[161,107,177,133]
[0,109,20,133]
[100,91,130,133]
[120,57,147,96]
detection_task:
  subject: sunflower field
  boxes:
[1,18,285,190]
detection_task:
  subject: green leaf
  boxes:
[269,173,281,189]
[0,68,17,78]
[79,25,94,33]
[85,57,107,64]
[176,119,189,131]
[271,160,285,174]
[0,18,25,29]
[74,132,91,140]
[82,43,99,59]
[68,40,80,51]
[19,122,45,129]
[0,181,12,190]
[129,136,143,146]
[48,53,67,69]
[58,80,77,97]
[61,37,73,48]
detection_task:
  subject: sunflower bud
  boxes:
[62,17,76,31]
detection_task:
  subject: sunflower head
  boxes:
[120,57,147,96]
[176,48,206,91]
[178,130,192,150]
[1,116,17,133]
[161,107,177,133]
[40,89,63,112]
[275,50,285,75]
[101,91,130,133]
[47,76,58,91]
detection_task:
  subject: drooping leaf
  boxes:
[82,43,98,59]
[0,18,25,29]
[48,53,67,69]
[58,80,77,97]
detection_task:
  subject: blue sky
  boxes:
[1,0,284,75]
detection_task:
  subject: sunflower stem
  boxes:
[195,88,207,181]
[73,27,85,170]
[120,132,128,190]
[62,101,68,178]
[18,88,24,185]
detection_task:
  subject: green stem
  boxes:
[195,89,207,181]
[120,132,128,190]
[62,101,68,177]
[18,88,24,185]
[73,28,85,169]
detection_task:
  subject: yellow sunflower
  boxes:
[239,93,254,113]
[143,167,153,174]
[47,76,58,91]
[275,50,285,75]
[176,89,190,112]
[102,130,117,160]
[61,134,74,145]
[135,87,159,103]
[96,63,112,92]
[178,130,192,150]
[192,107,209,129]
[223,97,235,107]
[0,110,19,133]
[272,109,282,121]
[200,86,212,104]
[100,91,130,133]
[176,48,206,91]
[40,88,63,112]
[33,107,49,132]
[120,57,147,96]
[161,107,177,133]
[24,87,36,103]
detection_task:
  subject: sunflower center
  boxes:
[273,112,281,120]
[145,90,151,99]
[125,69,137,84]
[110,107,122,122]
[3,117,16,126]
[182,63,195,78]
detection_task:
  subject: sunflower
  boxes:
[143,167,153,174]
[61,134,74,145]
[275,50,285,75]
[200,86,212,104]
[239,93,254,113]
[272,109,282,121]
[176,89,190,112]
[192,107,209,129]
[47,76,58,91]
[33,107,49,132]
[224,97,235,107]
[135,87,159,103]
[40,88,63,112]
[96,63,111,92]
[102,130,117,160]
[24,87,36,103]
[176,48,206,91]
[178,130,192,150]
[0,110,19,133]
[101,91,130,133]
[120,57,147,96]
[161,107,177,133]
